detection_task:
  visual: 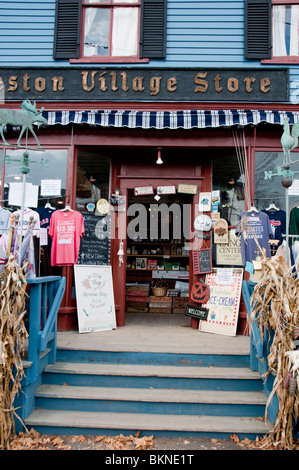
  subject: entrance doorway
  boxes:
[126,189,193,317]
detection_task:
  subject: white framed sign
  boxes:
[157,185,176,195]
[199,268,243,336]
[40,179,61,196]
[74,265,116,333]
[134,186,154,196]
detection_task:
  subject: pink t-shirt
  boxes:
[49,210,84,266]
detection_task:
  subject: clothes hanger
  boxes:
[45,200,55,210]
[60,205,73,212]
[266,203,279,211]
[248,204,258,212]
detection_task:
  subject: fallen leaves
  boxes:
[8,429,154,451]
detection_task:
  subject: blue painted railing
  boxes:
[242,280,278,424]
[15,275,66,427]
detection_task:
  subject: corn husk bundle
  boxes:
[238,214,299,449]
[0,254,28,450]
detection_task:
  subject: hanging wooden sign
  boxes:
[185,304,209,321]
[190,281,210,304]
[213,218,229,244]
[192,248,213,274]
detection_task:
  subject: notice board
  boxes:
[74,265,116,333]
[77,213,111,265]
[199,268,243,336]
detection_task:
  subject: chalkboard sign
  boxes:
[192,248,212,274]
[77,212,111,265]
[185,304,209,321]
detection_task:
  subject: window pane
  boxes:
[112,7,138,56]
[3,149,68,210]
[113,0,139,3]
[84,7,110,56]
[273,5,299,56]
[254,152,299,211]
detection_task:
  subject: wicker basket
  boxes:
[152,287,167,297]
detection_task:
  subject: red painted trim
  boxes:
[3,101,299,112]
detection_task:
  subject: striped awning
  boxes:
[43,109,299,129]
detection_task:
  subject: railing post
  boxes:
[27,282,42,382]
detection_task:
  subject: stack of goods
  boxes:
[149,295,172,313]
[126,284,149,312]
[172,296,189,313]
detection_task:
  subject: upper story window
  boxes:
[83,0,139,58]
[245,0,299,63]
[53,0,166,63]
[272,1,299,60]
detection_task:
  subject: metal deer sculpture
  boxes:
[0,100,47,149]
[281,117,299,165]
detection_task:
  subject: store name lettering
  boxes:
[1,70,272,96]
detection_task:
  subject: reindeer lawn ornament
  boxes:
[0,100,47,149]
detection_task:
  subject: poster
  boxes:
[74,265,116,333]
[216,229,242,266]
[199,268,243,336]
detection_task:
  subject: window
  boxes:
[83,0,139,58]
[272,1,299,60]
[245,0,299,63]
[53,0,167,62]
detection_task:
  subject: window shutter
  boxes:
[244,0,271,59]
[53,0,82,59]
[140,0,167,59]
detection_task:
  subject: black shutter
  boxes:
[140,0,167,59]
[53,0,82,59]
[245,0,271,59]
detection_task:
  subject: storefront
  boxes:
[0,66,298,334]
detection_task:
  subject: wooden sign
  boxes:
[216,229,242,266]
[134,186,154,196]
[199,268,243,336]
[192,248,213,274]
[213,218,229,244]
[177,183,197,195]
[190,281,210,304]
[185,304,209,321]
[157,185,176,195]
[74,265,116,333]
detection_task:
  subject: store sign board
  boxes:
[216,229,242,266]
[177,184,198,195]
[74,265,116,333]
[199,268,243,337]
[134,186,154,196]
[0,67,288,102]
[157,185,176,195]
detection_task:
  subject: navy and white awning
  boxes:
[43,109,299,129]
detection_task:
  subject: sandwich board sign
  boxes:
[199,268,243,336]
[74,265,116,333]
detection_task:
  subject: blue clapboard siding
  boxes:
[0,0,298,103]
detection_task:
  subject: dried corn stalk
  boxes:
[238,214,299,449]
[250,251,299,450]
[0,254,28,450]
